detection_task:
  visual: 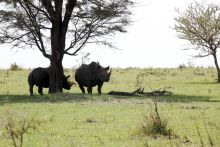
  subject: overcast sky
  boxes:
[0,0,219,69]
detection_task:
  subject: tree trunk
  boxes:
[48,2,71,93]
[49,54,64,93]
[212,53,220,82]
[49,24,66,93]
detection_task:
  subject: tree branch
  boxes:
[41,0,56,21]
[17,0,50,58]
[62,0,77,30]
[25,0,52,22]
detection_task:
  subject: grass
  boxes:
[0,67,219,146]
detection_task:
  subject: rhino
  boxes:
[28,67,73,96]
[75,62,111,94]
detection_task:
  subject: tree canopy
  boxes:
[0,0,134,58]
[174,2,220,57]
[174,1,220,82]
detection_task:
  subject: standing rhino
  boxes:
[75,62,111,94]
[28,67,73,96]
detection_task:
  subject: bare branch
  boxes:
[25,1,52,22]
[41,0,56,21]
[62,0,77,30]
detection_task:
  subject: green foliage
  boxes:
[174,2,220,49]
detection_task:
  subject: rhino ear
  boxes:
[97,64,101,70]
[105,66,110,70]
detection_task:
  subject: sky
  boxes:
[0,0,219,69]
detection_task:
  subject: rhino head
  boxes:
[96,65,111,82]
[63,75,75,90]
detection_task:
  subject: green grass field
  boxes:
[0,67,220,146]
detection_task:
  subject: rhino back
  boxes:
[75,65,93,86]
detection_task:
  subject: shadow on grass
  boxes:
[0,93,219,105]
[159,94,219,102]
[0,93,97,105]
[186,81,219,85]
[108,94,219,103]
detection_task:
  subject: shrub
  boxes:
[10,63,22,71]
[138,96,175,138]
[139,112,172,137]
[1,110,41,147]
[178,64,186,69]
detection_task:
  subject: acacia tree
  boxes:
[0,0,134,93]
[174,2,220,82]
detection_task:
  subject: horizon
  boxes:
[2,63,216,70]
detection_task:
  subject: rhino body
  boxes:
[28,67,72,95]
[75,62,111,94]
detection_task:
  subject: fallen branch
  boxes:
[142,88,173,97]
[108,88,144,96]
[108,87,172,97]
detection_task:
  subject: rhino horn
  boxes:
[69,81,76,86]
[108,69,112,76]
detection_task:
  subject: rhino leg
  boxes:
[97,83,103,94]
[87,86,93,94]
[38,86,43,95]
[29,85,34,96]
[79,84,85,94]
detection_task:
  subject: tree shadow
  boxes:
[159,94,218,102]
[185,81,219,85]
[107,94,219,103]
[0,93,92,105]
[0,93,219,105]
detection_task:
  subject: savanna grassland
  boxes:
[0,67,220,147]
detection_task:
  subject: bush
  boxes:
[137,96,175,138]
[178,64,186,69]
[139,113,172,137]
[10,63,22,71]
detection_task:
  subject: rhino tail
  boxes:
[28,73,34,96]
[28,73,34,86]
